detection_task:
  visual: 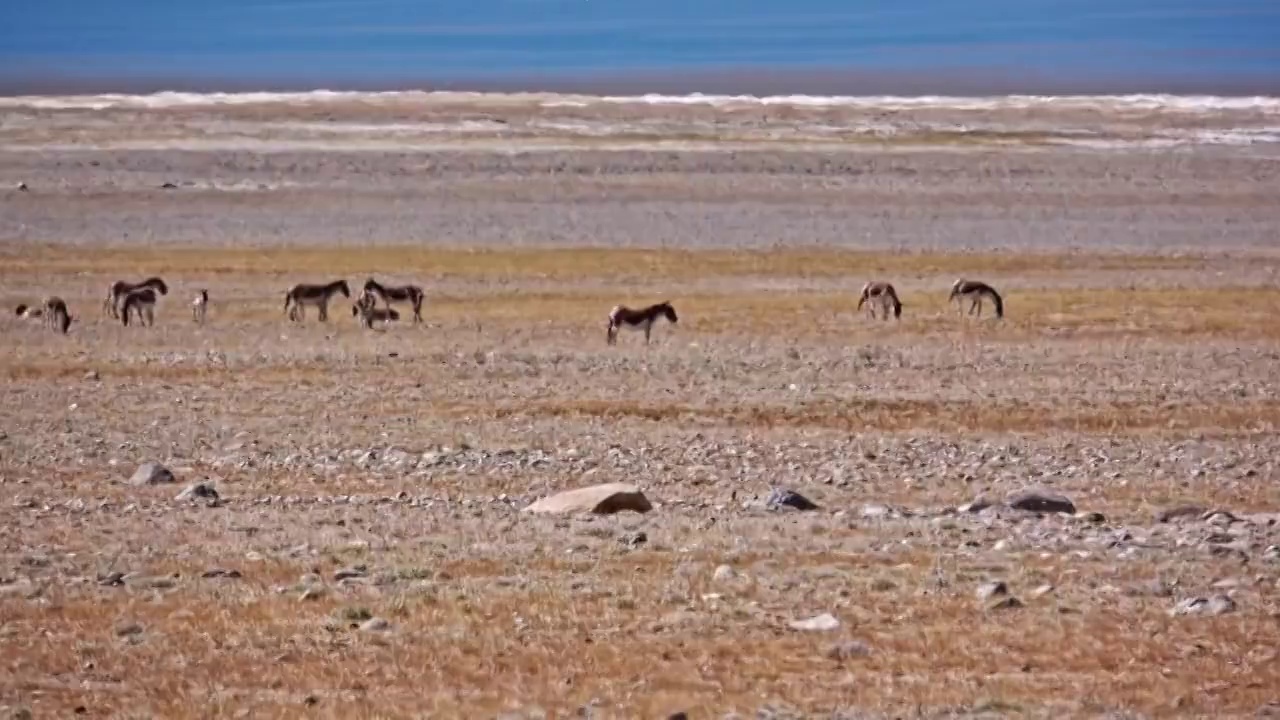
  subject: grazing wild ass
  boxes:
[14,304,42,320]
[607,301,679,346]
[363,278,424,324]
[284,280,350,322]
[103,277,168,319]
[43,296,73,334]
[15,299,72,333]
[857,281,903,321]
[948,278,1004,319]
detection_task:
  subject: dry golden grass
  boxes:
[194,286,1280,341]
[3,544,1277,718]
[0,243,1216,282]
[478,397,1280,436]
[9,244,1277,341]
[4,241,1280,718]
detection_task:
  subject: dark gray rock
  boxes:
[986,596,1024,611]
[129,462,175,486]
[1204,509,1241,526]
[976,581,1009,600]
[176,482,219,502]
[1170,594,1237,617]
[97,571,125,587]
[766,487,818,511]
[333,566,367,581]
[1007,489,1076,515]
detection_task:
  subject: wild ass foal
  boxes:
[103,277,168,319]
[352,291,401,329]
[363,278,424,323]
[120,288,160,327]
[607,301,679,345]
[857,281,903,320]
[284,280,350,322]
[948,278,1004,319]
[191,289,209,324]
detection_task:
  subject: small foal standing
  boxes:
[606,301,679,345]
[191,289,209,324]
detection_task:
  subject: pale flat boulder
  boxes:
[523,483,652,515]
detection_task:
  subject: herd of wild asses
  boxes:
[11,275,1004,342]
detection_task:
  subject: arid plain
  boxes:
[2,93,1280,719]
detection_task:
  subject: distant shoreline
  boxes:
[4,66,1280,98]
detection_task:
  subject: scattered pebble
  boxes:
[766,487,818,512]
[1007,489,1076,515]
[826,640,872,660]
[333,566,367,582]
[1170,594,1237,617]
[1031,584,1055,598]
[976,581,1009,600]
[789,613,840,632]
[129,462,175,486]
[176,482,219,503]
[987,596,1025,611]
[618,530,647,547]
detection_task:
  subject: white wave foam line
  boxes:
[223,119,512,135]
[594,92,1280,114]
[1,89,1278,114]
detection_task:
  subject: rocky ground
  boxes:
[1,99,1279,718]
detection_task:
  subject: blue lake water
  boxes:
[2,0,1278,93]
